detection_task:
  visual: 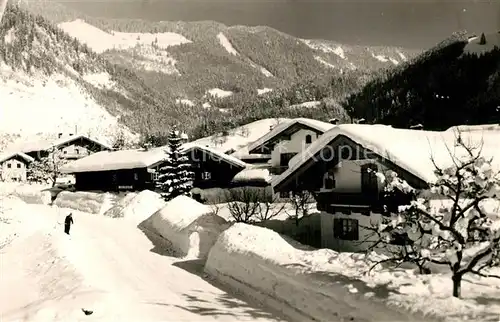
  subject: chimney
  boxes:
[58,133,63,138]
[269,125,274,131]
[410,124,424,130]
[329,118,339,125]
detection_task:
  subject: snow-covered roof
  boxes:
[273,124,500,189]
[189,118,291,153]
[7,134,111,154]
[230,145,271,160]
[232,168,272,184]
[0,151,34,164]
[60,147,167,173]
[183,144,248,169]
[247,118,334,154]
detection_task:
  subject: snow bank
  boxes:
[0,182,52,204]
[102,192,138,218]
[205,224,427,322]
[103,190,165,224]
[1,226,118,321]
[0,195,30,249]
[142,195,228,259]
[53,191,117,215]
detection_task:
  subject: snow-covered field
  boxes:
[58,19,191,54]
[0,63,134,146]
[0,191,283,322]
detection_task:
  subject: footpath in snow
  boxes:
[0,197,284,322]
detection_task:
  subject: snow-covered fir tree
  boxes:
[155,126,194,201]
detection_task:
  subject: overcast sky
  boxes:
[63,0,499,49]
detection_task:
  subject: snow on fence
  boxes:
[103,190,166,224]
[0,183,52,205]
[141,195,229,259]
[53,191,118,215]
[205,223,429,322]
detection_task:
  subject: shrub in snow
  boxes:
[371,139,500,298]
[155,126,194,201]
[54,191,117,215]
[286,190,316,227]
[224,187,285,223]
[141,195,228,259]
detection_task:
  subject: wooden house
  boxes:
[60,144,248,192]
[244,118,335,175]
[7,133,111,161]
[183,144,248,189]
[271,124,500,252]
[0,152,34,182]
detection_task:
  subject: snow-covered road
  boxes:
[0,203,283,321]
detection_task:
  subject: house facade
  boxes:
[0,152,34,182]
[271,124,498,252]
[8,134,111,161]
[60,148,167,191]
[246,118,334,175]
[183,145,248,189]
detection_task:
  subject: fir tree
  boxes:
[479,32,486,45]
[155,126,194,201]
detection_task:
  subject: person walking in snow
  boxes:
[64,213,74,235]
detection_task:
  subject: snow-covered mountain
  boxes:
[56,18,419,102]
[0,5,147,147]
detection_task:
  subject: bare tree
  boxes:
[286,190,315,227]
[370,136,500,298]
[225,187,283,223]
[256,193,286,222]
[28,148,66,187]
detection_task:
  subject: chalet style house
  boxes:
[272,124,500,252]
[182,144,248,188]
[60,144,248,192]
[244,118,336,175]
[7,133,111,161]
[0,152,34,182]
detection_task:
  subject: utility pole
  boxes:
[0,0,8,24]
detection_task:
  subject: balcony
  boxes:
[315,190,413,215]
[315,191,384,214]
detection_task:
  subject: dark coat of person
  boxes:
[64,213,74,235]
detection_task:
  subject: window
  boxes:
[151,172,159,181]
[7,163,11,168]
[333,218,359,240]
[17,164,21,169]
[280,153,297,167]
[63,150,67,154]
[322,172,335,190]
[75,148,79,154]
[201,172,211,180]
[134,173,139,180]
[305,134,312,144]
